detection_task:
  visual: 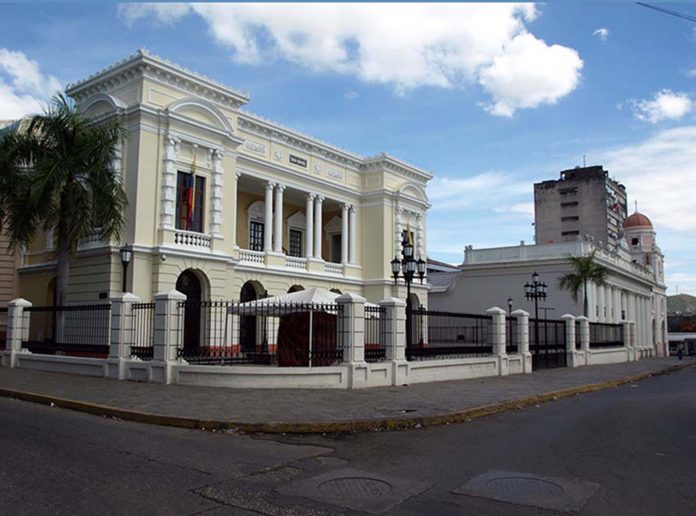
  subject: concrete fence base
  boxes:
[1,297,657,389]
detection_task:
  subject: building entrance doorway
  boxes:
[176,270,202,353]
[240,281,264,353]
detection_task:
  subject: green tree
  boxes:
[0,94,127,307]
[558,250,609,317]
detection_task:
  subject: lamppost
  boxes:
[119,244,133,293]
[524,271,548,367]
[391,229,427,351]
[507,297,513,316]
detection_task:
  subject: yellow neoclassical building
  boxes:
[18,50,431,311]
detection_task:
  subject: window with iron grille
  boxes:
[175,172,205,232]
[289,229,303,257]
[249,221,264,251]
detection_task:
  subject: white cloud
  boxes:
[428,172,529,210]
[343,91,359,100]
[593,27,609,42]
[494,202,534,216]
[597,126,696,233]
[0,48,61,119]
[629,89,693,124]
[119,2,583,116]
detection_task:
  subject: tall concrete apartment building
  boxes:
[534,165,627,246]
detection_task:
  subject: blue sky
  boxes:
[1,2,695,294]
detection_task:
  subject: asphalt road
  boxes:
[1,365,695,515]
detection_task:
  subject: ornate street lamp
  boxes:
[119,244,133,293]
[524,271,548,368]
[392,229,426,351]
[507,297,513,316]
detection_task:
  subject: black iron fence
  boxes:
[176,300,344,367]
[130,302,155,360]
[22,304,111,357]
[506,316,518,354]
[407,307,493,360]
[0,307,7,351]
[575,320,582,350]
[528,318,567,369]
[589,322,624,348]
[364,305,387,362]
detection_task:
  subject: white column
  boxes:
[160,136,180,229]
[314,195,324,259]
[606,286,614,323]
[264,181,274,252]
[341,203,349,264]
[395,206,403,258]
[416,213,424,258]
[349,205,357,264]
[305,193,314,258]
[209,148,224,238]
[597,285,605,322]
[273,184,284,253]
[232,171,241,247]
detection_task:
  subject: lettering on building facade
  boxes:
[289,154,308,168]
[244,140,266,155]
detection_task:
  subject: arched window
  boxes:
[247,201,265,251]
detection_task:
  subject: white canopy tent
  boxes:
[228,287,378,315]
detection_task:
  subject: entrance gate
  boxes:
[528,318,567,370]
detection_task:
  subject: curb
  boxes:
[0,362,691,434]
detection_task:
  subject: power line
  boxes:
[637,2,696,24]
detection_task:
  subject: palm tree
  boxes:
[0,94,127,308]
[558,250,609,317]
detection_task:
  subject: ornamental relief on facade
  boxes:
[243,140,266,155]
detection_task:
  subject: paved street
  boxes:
[1,364,694,515]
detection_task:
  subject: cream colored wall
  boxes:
[0,230,19,305]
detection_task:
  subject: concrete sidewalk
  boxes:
[0,358,692,433]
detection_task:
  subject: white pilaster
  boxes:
[314,195,324,259]
[511,309,531,373]
[210,148,224,238]
[349,205,357,264]
[597,285,605,322]
[273,184,284,253]
[416,213,424,258]
[606,285,613,323]
[305,193,314,258]
[160,136,179,229]
[486,306,508,376]
[341,203,349,264]
[264,181,274,252]
[232,171,241,247]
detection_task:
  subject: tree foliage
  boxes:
[558,249,609,317]
[0,94,127,304]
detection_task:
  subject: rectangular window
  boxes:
[561,216,579,222]
[562,230,580,236]
[249,221,264,251]
[176,171,205,233]
[289,229,303,257]
[561,201,579,208]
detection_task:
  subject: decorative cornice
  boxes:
[66,48,250,110]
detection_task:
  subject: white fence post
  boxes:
[629,321,637,360]
[622,320,634,361]
[576,316,590,366]
[486,306,508,376]
[106,293,140,380]
[3,298,31,368]
[337,293,367,389]
[380,297,407,386]
[561,314,578,367]
[152,290,186,384]
[511,309,531,373]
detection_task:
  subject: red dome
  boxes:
[623,211,652,229]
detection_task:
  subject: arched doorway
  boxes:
[288,285,305,293]
[240,280,264,352]
[329,288,342,295]
[176,270,202,352]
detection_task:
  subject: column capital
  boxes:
[235,171,242,179]
[307,192,316,200]
[342,202,350,211]
[315,195,325,203]
[275,183,286,192]
[265,181,276,191]
[349,204,356,213]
